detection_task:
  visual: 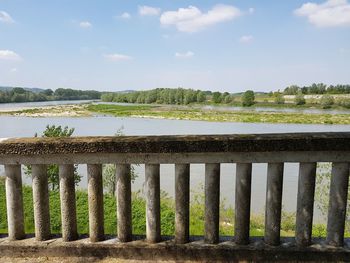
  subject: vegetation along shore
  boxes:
[1,103,350,125]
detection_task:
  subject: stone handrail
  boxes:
[0,132,349,261]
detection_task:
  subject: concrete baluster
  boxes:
[265,162,284,246]
[295,162,316,246]
[87,164,104,242]
[59,164,78,241]
[205,163,220,244]
[116,164,132,242]
[145,164,161,243]
[5,164,25,240]
[175,164,190,244]
[234,163,252,245]
[326,163,349,247]
[32,164,51,241]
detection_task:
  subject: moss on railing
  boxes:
[1,132,350,155]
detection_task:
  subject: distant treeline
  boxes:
[101,88,235,105]
[0,87,101,103]
[2,83,350,105]
[283,84,350,95]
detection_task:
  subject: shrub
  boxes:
[320,95,334,109]
[223,95,233,104]
[241,90,255,107]
[274,94,285,104]
[337,98,350,109]
[212,92,222,103]
[294,94,306,105]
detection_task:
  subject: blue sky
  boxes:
[0,0,350,92]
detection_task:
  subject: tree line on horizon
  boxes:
[101,83,350,108]
[283,83,350,95]
[0,87,101,103]
[1,83,350,106]
[101,88,236,105]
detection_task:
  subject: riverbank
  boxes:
[1,103,350,124]
[87,104,350,125]
[0,104,92,117]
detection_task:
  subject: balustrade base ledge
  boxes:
[0,235,348,262]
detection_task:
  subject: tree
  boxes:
[41,89,54,96]
[241,90,255,107]
[320,95,334,109]
[25,125,81,191]
[12,87,26,94]
[175,88,184,104]
[294,93,306,105]
[223,94,233,104]
[183,90,196,104]
[212,92,222,103]
[196,91,206,103]
[145,90,157,104]
[283,85,300,95]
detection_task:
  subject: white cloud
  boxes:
[248,8,255,14]
[0,11,14,23]
[139,6,161,16]
[120,12,131,19]
[0,50,21,61]
[175,51,194,58]
[295,0,350,27]
[10,68,17,73]
[79,21,92,28]
[160,5,242,33]
[239,35,254,43]
[103,53,132,61]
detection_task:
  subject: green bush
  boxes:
[24,125,81,191]
[241,90,255,107]
[294,94,306,105]
[320,95,334,109]
[337,98,350,108]
[274,94,285,104]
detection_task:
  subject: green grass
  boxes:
[89,104,155,116]
[87,104,350,125]
[0,179,347,238]
[0,179,291,237]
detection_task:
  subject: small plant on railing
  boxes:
[24,125,81,191]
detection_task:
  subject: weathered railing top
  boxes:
[0,132,349,262]
[0,132,350,155]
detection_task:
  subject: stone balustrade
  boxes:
[0,132,349,261]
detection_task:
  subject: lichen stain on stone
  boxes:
[0,132,349,155]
